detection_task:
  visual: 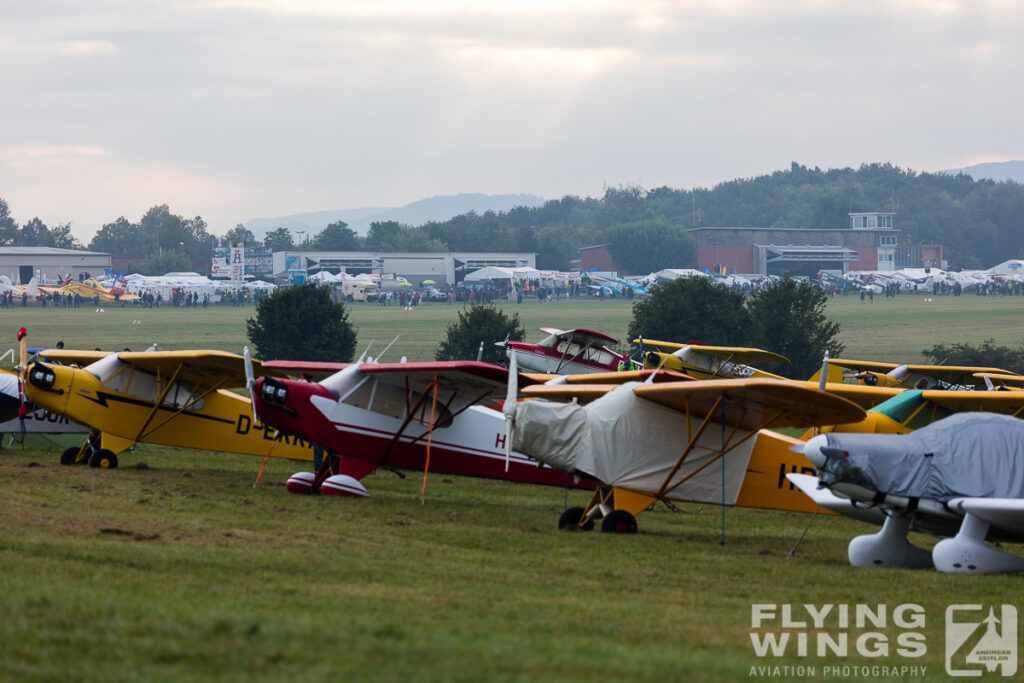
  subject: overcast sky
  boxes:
[1,1,1020,242]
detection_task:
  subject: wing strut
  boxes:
[660,409,784,500]
[655,395,722,498]
[420,377,440,505]
[134,373,233,443]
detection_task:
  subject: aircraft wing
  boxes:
[676,345,790,366]
[973,372,1024,387]
[831,359,1017,386]
[633,338,685,351]
[918,389,1024,415]
[262,360,351,381]
[525,378,866,430]
[562,369,694,384]
[947,498,1024,536]
[786,473,886,525]
[828,358,901,374]
[792,381,903,409]
[35,349,112,366]
[543,327,619,345]
[636,339,790,365]
[358,361,539,398]
[110,350,279,388]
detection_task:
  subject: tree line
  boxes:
[3,162,1023,273]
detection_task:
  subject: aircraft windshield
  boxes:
[582,346,618,365]
[872,390,953,429]
[342,378,452,427]
[555,341,583,357]
[87,354,205,410]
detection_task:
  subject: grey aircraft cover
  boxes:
[815,412,1024,502]
[511,382,756,505]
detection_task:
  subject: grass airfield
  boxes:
[2,294,1024,680]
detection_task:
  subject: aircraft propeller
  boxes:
[243,346,258,422]
[503,351,519,472]
[16,327,28,421]
[818,350,829,392]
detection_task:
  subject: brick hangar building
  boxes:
[577,212,943,276]
[690,212,942,277]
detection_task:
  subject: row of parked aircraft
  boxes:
[0,269,138,303]
[8,325,1024,574]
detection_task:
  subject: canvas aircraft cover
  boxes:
[514,379,865,504]
[815,412,1024,502]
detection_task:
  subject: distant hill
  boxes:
[244,193,546,238]
[941,160,1024,183]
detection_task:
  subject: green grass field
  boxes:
[2,295,1024,681]
[6,291,1024,364]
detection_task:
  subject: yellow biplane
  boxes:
[22,343,313,468]
[636,339,791,381]
[62,277,140,303]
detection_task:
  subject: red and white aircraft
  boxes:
[248,355,689,498]
[249,358,585,497]
[503,328,636,375]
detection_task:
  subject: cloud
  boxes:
[0,0,1021,241]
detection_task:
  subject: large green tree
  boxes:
[137,251,192,276]
[223,224,259,249]
[89,217,149,257]
[0,199,17,245]
[627,276,751,349]
[247,285,357,362]
[365,221,446,252]
[311,221,360,250]
[15,217,80,248]
[436,304,525,365]
[139,205,211,258]
[263,227,295,251]
[89,205,210,259]
[746,278,844,379]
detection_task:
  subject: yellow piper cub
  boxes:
[636,339,791,380]
[23,344,314,468]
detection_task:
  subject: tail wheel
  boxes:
[558,506,594,531]
[601,510,638,534]
[60,447,86,465]
[89,449,118,469]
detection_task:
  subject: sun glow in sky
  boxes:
[1,0,1021,239]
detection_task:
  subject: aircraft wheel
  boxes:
[558,506,594,531]
[60,447,85,465]
[601,510,638,534]
[89,449,118,469]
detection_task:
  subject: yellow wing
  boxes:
[635,339,790,366]
[921,389,1024,416]
[39,349,276,389]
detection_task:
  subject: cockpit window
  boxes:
[342,378,452,427]
[87,354,205,410]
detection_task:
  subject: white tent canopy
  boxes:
[463,266,541,282]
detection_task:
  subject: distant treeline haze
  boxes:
[2,162,1021,274]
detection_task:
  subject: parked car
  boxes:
[424,287,448,302]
